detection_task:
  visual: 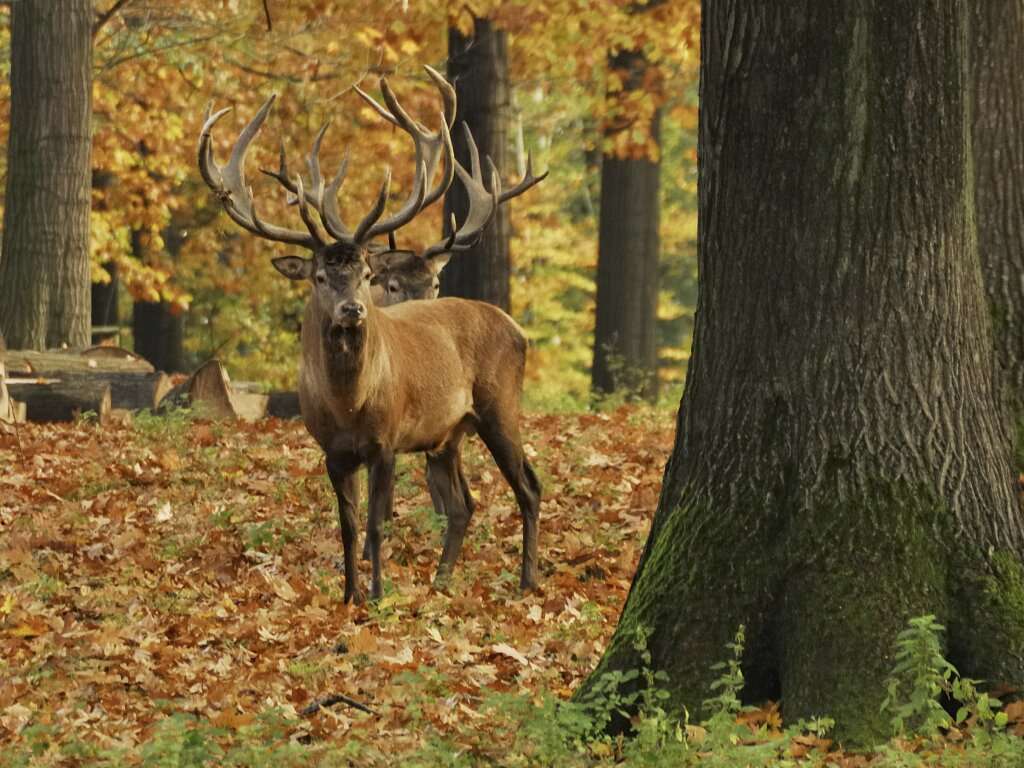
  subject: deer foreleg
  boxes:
[366,451,396,600]
[326,453,363,604]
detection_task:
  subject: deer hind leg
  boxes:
[366,450,396,601]
[429,443,475,587]
[326,453,364,605]
[477,413,541,591]
[425,444,475,521]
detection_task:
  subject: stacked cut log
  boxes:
[1,345,303,423]
[157,359,270,421]
[1,346,169,422]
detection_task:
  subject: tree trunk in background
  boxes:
[592,50,661,401]
[131,229,186,373]
[442,17,511,311]
[580,0,1024,746]
[92,263,120,327]
[971,2,1024,467]
[0,0,92,350]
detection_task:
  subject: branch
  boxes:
[226,58,342,83]
[262,0,273,31]
[301,693,378,717]
[93,0,133,39]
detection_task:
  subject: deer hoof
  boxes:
[520,574,540,593]
[345,584,366,605]
[433,569,453,593]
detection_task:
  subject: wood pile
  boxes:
[1,345,301,424]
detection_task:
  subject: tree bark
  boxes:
[0,0,92,350]
[442,17,512,311]
[131,228,186,372]
[971,2,1024,465]
[592,50,661,401]
[580,0,1024,746]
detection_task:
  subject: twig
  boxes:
[93,0,133,39]
[301,693,378,717]
[262,0,273,32]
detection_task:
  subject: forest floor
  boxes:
[0,406,674,764]
[4,406,1024,766]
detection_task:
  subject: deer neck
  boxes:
[303,298,388,413]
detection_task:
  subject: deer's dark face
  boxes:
[273,242,373,331]
[368,250,441,307]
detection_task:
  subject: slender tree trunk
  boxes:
[0,0,92,349]
[442,17,511,311]
[131,229,186,373]
[592,50,661,401]
[580,0,1024,746]
[971,2,1024,466]
[92,263,120,327]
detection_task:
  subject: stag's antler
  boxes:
[499,154,549,204]
[354,65,457,210]
[199,96,325,248]
[422,122,501,261]
[200,94,425,248]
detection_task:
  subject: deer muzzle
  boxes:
[333,300,367,329]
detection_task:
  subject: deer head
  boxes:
[198,79,513,325]
[353,76,549,306]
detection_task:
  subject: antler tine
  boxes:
[355,70,457,211]
[305,122,356,240]
[420,126,500,261]
[293,174,327,247]
[365,160,428,240]
[498,153,550,204]
[319,151,353,240]
[423,114,456,209]
[198,103,232,190]
[198,95,320,249]
[423,64,457,129]
[353,169,393,244]
[462,120,482,182]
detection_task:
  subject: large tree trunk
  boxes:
[441,17,511,311]
[0,0,92,350]
[581,0,1024,746]
[971,2,1024,465]
[592,50,661,401]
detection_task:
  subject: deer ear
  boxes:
[367,249,418,274]
[271,256,313,281]
[425,252,453,275]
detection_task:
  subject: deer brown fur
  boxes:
[286,246,540,602]
[198,71,543,604]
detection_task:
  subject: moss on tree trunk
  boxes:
[580,0,1024,747]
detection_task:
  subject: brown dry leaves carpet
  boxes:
[0,406,673,754]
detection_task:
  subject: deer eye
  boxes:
[315,272,327,284]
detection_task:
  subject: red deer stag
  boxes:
[198,85,541,604]
[270,73,548,544]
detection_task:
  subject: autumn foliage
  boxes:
[0,0,699,395]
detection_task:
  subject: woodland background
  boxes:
[0,0,701,403]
